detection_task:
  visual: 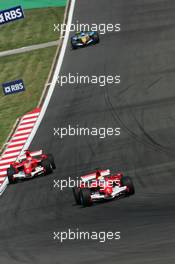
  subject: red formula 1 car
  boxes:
[73,169,135,207]
[7,150,56,184]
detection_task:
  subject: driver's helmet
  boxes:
[26,150,32,161]
[96,170,104,180]
[116,172,123,177]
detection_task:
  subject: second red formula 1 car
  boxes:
[73,169,135,207]
[7,150,56,184]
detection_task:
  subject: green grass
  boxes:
[0,6,65,150]
[0,46,57,148]
[0,7,65,52]
[0,0,67,9]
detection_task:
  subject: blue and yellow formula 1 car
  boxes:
[71,31,100,49]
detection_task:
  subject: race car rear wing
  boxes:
[18,150,43,161]
[81,169,110,182]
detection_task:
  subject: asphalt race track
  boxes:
[1,0,175,263]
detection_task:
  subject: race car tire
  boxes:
[71,43,77,49]
[121,176,135,195]
[73,187,81,205]
[41,159,53,175]
[47,154,56,169]
[80,188,93,207]
[92,32,100,43]
[7,166,17,184]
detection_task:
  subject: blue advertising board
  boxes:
[2,79,25,95]
[0,6,24,25]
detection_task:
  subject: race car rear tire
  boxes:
[80,188,93,207]
[121,176,135,195]
[7,166,17,184]
[93,32,100,43]
[41,159,53,175]
[73,187,81,205]
[47,154,56,169]
[71,43,77,49]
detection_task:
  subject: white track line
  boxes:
[8,140,26,146]
[0,165,13,170]
[21,0,76,154]
[15,129,32,135]
[4,146,23,152]
[0,172,6,176]
[0,177,6,182]
[0,157,17,164]
[0,169,8,173]
[18,124,35,129]
[20,118,38,124]
[22,113,40,119]
[2,151,21,158]
[12,135,29,140]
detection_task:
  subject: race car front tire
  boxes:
[80,188,93,207]
[41,159,53,175]
[121,176,135,195]
[73,187,81,205]
[47,153,56,169]
[7,166,17,184]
